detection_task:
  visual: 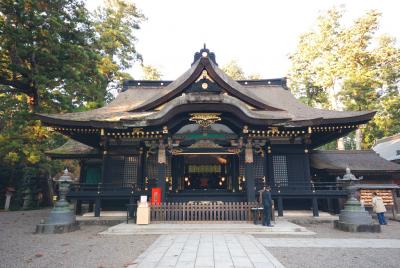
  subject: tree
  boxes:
[288,8,400,148]
[221,60,246,80]
[0,0,145,111]
[0,0,104,112]
[93,0,145,97]
[141,65,162,80]
[288,8,344,108]
[0,92,70,208]
[222,60,261,80]
[0,0,146,209]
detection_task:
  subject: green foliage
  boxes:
[221,60,246,80]
[93,0,145,95]
[0,93,66,208]
[221,60,261,80]
[0,0,145,209]
[0,0,145,110]
[289,7,400,148]
[0,0,105,111]
[141,65,162,80]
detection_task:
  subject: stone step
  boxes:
[100,221,315,235]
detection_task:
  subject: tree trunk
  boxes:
[355,128,362,150]
[31,88,40,112]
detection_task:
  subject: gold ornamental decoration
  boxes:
[244,142,254,163]
[189,113,221,128]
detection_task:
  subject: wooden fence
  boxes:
[150,202,258,222]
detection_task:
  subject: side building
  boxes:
[38,47,400,217]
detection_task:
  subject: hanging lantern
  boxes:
[158,142,166,164]
[245,142,253,163]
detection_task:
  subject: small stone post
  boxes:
[4,187,15,211]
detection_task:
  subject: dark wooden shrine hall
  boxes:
[38,46,400,217]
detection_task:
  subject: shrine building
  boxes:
[38,47,400,218]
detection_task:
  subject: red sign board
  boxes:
[152,188,162,205]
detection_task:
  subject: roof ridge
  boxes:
[312,150,375,154]
[375,133,400,145]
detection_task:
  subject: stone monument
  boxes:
[36,169,79,234]
[334,167,380,232]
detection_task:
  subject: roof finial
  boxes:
[192,45,217,66]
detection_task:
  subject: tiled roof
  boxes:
[311,150,400,173]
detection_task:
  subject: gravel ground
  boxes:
[255,220,400,268]
[268,248,400,268]
[0,209,158,268]
[256,220,400,239]
[2,210,400,268]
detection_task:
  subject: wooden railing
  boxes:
[69,182,139,193]
[150,202,257,222]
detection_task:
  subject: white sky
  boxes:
[87,0,400,80]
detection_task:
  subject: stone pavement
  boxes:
[259,238,400,248]
[100,221,314,235]
[128,233,284,268]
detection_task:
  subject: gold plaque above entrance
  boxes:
[189,113,221,128]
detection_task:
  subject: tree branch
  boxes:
[0,78,35,95]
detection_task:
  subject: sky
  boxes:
[87,0,400,80]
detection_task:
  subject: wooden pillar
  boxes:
[88,202,94,212]
[231,155,239,192]
[75,200,82,215]
[245,163,255,202]
[312,197,319,217]
[277,196,283,216]
[157,163,166,202]
[95,196,101,217]
[138,147,146,191]
[303,148,311,183]
[266,146,274,187]
[79,160,85,183]
[129,194,136,218]
[94,181,102,217]
[96,130,108,218]
[100,134,108,184]
[171,156,179,192]
[263,144,268,187]
[327,197,333,213]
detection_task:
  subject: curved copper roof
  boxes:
[37,48,375,128]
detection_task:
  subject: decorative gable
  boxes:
[185,70,221,94]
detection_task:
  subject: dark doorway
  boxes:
[182,155,229,190]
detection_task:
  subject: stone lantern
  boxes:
[36,169,79,234]
[334,167,380,232]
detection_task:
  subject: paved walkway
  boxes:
[128,233,284,268]
[259,238,400,248]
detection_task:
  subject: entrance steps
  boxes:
[277,210,339,224]
[99,220,315,235]
[76,211,126,226]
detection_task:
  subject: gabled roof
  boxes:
[46,139,99,159]
[37,47,375,129]
[310,150,400,174]
[373,133,400,162]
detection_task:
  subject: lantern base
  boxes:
[35,222,80,234]
[334,220,380,233]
